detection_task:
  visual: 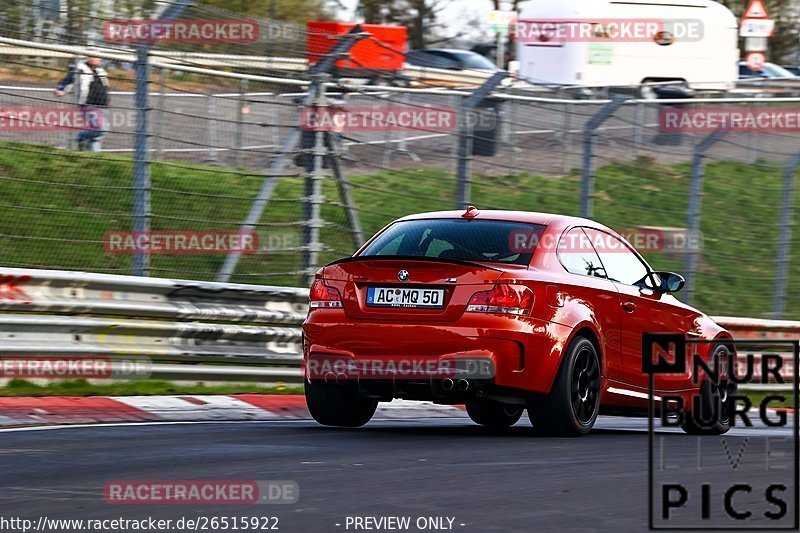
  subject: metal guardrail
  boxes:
[0,268,308,383]
[0,39,493,88]
[0,268,798,387]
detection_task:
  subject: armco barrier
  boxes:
[711,316,798,388]
[0,268,797,385]
[0,268,308,382]
[0,38,493,88]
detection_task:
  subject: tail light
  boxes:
[467,284,533,315]
[309,280,342,308]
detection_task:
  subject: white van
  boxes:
[515,0,739,92]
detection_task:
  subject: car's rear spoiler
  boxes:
[325,255,504,272]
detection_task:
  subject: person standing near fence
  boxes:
[54,56,110,151]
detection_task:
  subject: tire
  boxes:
[527,337,601,436]
[680,345,734,435]
[305,380,378,428]
[466,398,524,428]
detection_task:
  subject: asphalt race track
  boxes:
[0,416,795,533]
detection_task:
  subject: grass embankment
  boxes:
[1,141,796,318]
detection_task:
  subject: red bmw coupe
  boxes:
[303,208,734,435]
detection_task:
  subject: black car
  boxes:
[738,61,796,79]
[406,49,499,72]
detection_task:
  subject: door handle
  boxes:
[621,301,636,313]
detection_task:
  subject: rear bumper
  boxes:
[302,310,572,394]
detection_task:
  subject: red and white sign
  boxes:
[745,51,766,70]
[740,18,775,38]
[743,0,769,19]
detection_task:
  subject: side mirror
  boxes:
[655,272,685,294]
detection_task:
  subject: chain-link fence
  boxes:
[0,4,799,321]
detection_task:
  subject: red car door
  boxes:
[555,227,624,383]
[583,229,698,392]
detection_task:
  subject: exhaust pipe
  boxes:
[441,378,454,391]
[456,379,470,392]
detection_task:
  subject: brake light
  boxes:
[309,280,342,308]
[467,284,533,315]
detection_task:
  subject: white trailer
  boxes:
[515,0,739,92]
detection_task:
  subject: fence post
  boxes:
[451,94,462,178]
[235,78,248,168]
[132,46,151,276]
[395,93,419,161]
[579,95,628,218]
[153,66,168,161]
[509,99,518,171]
[381,92,394,167]
[455,71,508,209]
[682,130,727,305]
[203,92,220,165]
[773,155,799,318]
[747,100,758,164]
[561,100,572,174]
[130,0,193,276]
[633,100,644,155]
[65,56,82,150]
[301,76,327,286]
[271,95,282,151]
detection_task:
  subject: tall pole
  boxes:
[496,29,505,70]
[130,0,193,276]
[773,155,799,318]
[132,45,151,276]
[682,130,727,304]
[302,76,327,285]
[579,95,628,218]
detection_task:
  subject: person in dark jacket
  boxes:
[55,56,110,151]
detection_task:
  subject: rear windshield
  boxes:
[358,219,546,266]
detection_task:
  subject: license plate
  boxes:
[366,287,445,309]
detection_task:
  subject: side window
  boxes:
[428,238,455,258]
[558,228,607,278]
[584,229,650,287]
[374,234,403,255]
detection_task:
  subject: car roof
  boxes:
[395,209,610,231]
[737,60,779,67]
[412,48,471,55]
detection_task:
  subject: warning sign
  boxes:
[743,0,769,19]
